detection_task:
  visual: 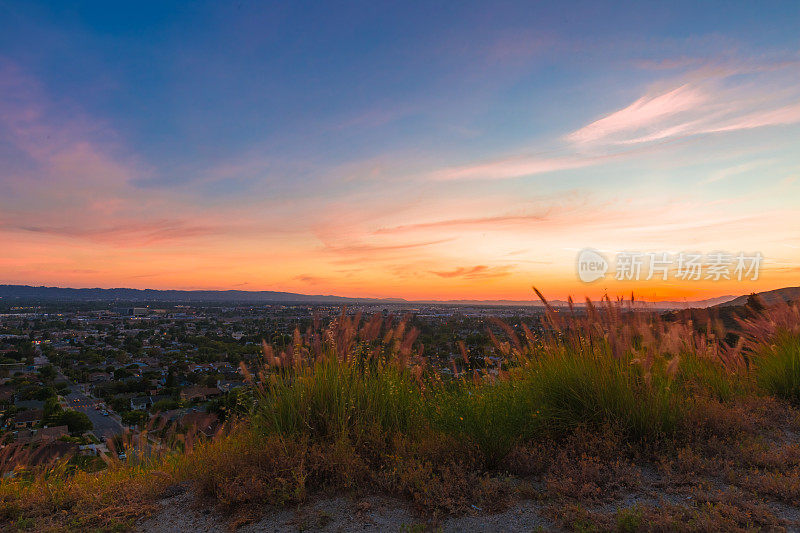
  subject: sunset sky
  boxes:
[1,1,799,301]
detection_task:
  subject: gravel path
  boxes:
[136,483,800,532]
[136,488,557,532]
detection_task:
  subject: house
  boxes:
[15,428,39,444]
[40,425,69,441]
[89,372,111,383]
[15,425,68,444]
[12,409,43,429]
[79,443,109,457]
[14,400,44,410]
[180,386,222,402]
[216,379,245,392]
[130,396,152,411]
[153,409,184,424]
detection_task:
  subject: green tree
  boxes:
[55,410,92,434]
[114,368,132,380]
[38,365,57,382]
[43,397,62,420]
[121,410,148,428]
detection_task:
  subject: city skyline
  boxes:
[2,1,799,301]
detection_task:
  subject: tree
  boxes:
[43,397,62,420]
[165,368,176,389]
[38,365,57,382]
[151,399,180,412]
[114,368,132,380]
[121,410,148,428]
[56,410,92,434]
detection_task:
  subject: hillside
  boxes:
[718,286,800,307]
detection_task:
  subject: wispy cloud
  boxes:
[701,160,773,184]
[431,155,595,181]
[322,238,454,256]
[293,274,328,285]
[429,265,514,279]
[566,64,800,147]
[374,212,553,234]
[567,84,708,145]
[0,219,223,246]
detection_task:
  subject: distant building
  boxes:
[12,409,43,429]
[118,307,149,317]
[14,400,44,410]
[180,386,222,402]
[17,425,69,444]
[216,379,245,392]
[39,425,69,441]
[130,396,152,411]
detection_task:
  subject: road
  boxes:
[62,386,124,439]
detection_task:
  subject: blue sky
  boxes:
[1,1,799,299]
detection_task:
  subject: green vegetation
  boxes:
[254,353,426,442]
[2,296,800,531]
[755,332,800,404]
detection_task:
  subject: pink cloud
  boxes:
[566,84,708,145]
[704,101,800,133]
[429,265,514,279]
[567,64,800,147]
[431,155,595,181]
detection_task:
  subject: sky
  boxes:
[1,1,799,302]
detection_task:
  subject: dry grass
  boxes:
[1,292,800,531]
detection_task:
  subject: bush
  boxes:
[755,333,800,404]
[429,378,538,466]
[522,348,684,441]
[121,410,149,427]
[674,352,749,402]
[255,354,426,443]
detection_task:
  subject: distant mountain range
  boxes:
[0,284,795,309]
[0,284,744,308]
[0,285,406,305]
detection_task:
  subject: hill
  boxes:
[717,286,800,307]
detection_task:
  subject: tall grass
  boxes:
[755,333,800,404]
[242,293,722,465]
[2,293,800,530]
[429,376,538,466]
[242,311,428,443]
[673,351,749,402]
[522,347,683,440]
[254,354,426,441]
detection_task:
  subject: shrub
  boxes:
[521,348,684,441]
[429,377,538,466]
[674,352,750,402]
[255,354,426,443]
[755,333,800,404]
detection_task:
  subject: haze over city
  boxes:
[2,1,799,301]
